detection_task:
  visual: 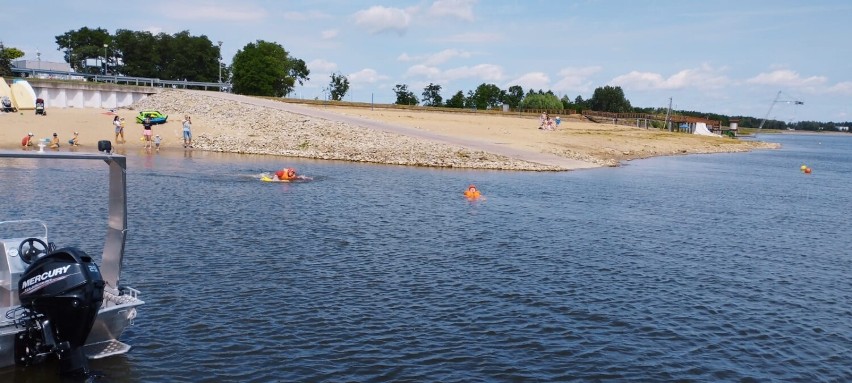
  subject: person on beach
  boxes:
[114,116,125,143]
[154,135,162,151]
[182,115,193,148]
[142,116,153,148]
[544,116,555,130]
[539,112,547,129]
[21,132,34,148]
[555,116,561,127]
[68,131,79,146]
[49,133,60,149]
[274,168,298,181]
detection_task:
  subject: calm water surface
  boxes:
[1,134,850,382]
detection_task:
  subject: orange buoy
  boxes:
[804,167,812,174]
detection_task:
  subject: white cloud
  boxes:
[404,63,503,84]
[507,72,550,91]
[443,64,504,82]
[353,6,413,35]
[405,64,443,79]
[746,69,827,88]
[552,66,603,93]
[827,81,852,94]
[321,29,338,40]
[612,64,730,90]
[349,68,390,84]
[166,3,266,22]
[428,0,476,21]
[308,59,337,74]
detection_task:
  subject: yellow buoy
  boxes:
[800,165,807,171]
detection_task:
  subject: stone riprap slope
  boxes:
[132,90,560,170]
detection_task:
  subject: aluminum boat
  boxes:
[0,150,143,378]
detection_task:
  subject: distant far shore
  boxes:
[0,90,781,171]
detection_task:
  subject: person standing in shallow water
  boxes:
[142,117,153,149]
[182,115,193,148]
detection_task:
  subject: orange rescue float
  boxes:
[464,184,481,199]
[275,168,298,181]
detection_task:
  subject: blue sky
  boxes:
[4,0,851,122]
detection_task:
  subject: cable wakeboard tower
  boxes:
[758,91,804,130]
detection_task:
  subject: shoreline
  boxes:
[0,90,781,170]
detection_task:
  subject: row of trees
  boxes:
[383,82,848,131]
[385,81,633,114]
[52,27,310,97]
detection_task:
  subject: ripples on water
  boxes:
[1,134,850,382]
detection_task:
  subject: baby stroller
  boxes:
[1,96,15,113]
[35,98,46,116]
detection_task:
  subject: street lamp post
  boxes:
[103,43,108,75]
[36,50,41,70]
[217,40,223,86]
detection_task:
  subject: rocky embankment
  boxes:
[132,90,561,170]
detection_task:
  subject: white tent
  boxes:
[693,122,721,137]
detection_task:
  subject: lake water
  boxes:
[1,134,850,382]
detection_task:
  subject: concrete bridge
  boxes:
[25,79,160,109]
[10,67,225,110]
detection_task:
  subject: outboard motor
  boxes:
[15,247,105,378]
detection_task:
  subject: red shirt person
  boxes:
[21,133,34,148]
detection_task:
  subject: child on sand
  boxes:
[115,117,126,143]
[68,132,79,146]
[154,135,161,151]
[21,132,34,148]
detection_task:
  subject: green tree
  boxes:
[520,93,562,110]
[56,27,223,80]
[464,90,476,108]
[0,43,23,76]
[1,47,24,61]
[445,90,466,108]
[588,85,632,113]
[55,27,111,74]
[112,29,160,77]
[560,94,573,109]
[470,83,504,109]
[573,95,586,111]
[393,84,419,105]
[421,83,443,106]
[231,40,309,97]
[504,85,524,109]
[328,72,349,101]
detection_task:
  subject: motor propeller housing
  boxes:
[16,247,105,378]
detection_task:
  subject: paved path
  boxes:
[195,91,599,170]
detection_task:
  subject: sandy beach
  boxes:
[0,90,779,170]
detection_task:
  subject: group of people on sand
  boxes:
[19,112,194,152]
[538,112,561,131]
[110,114,193,151]
[21,132,79,150]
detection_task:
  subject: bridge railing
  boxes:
[10,67,229,91]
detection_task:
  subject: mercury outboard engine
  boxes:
[15,247,105,378]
